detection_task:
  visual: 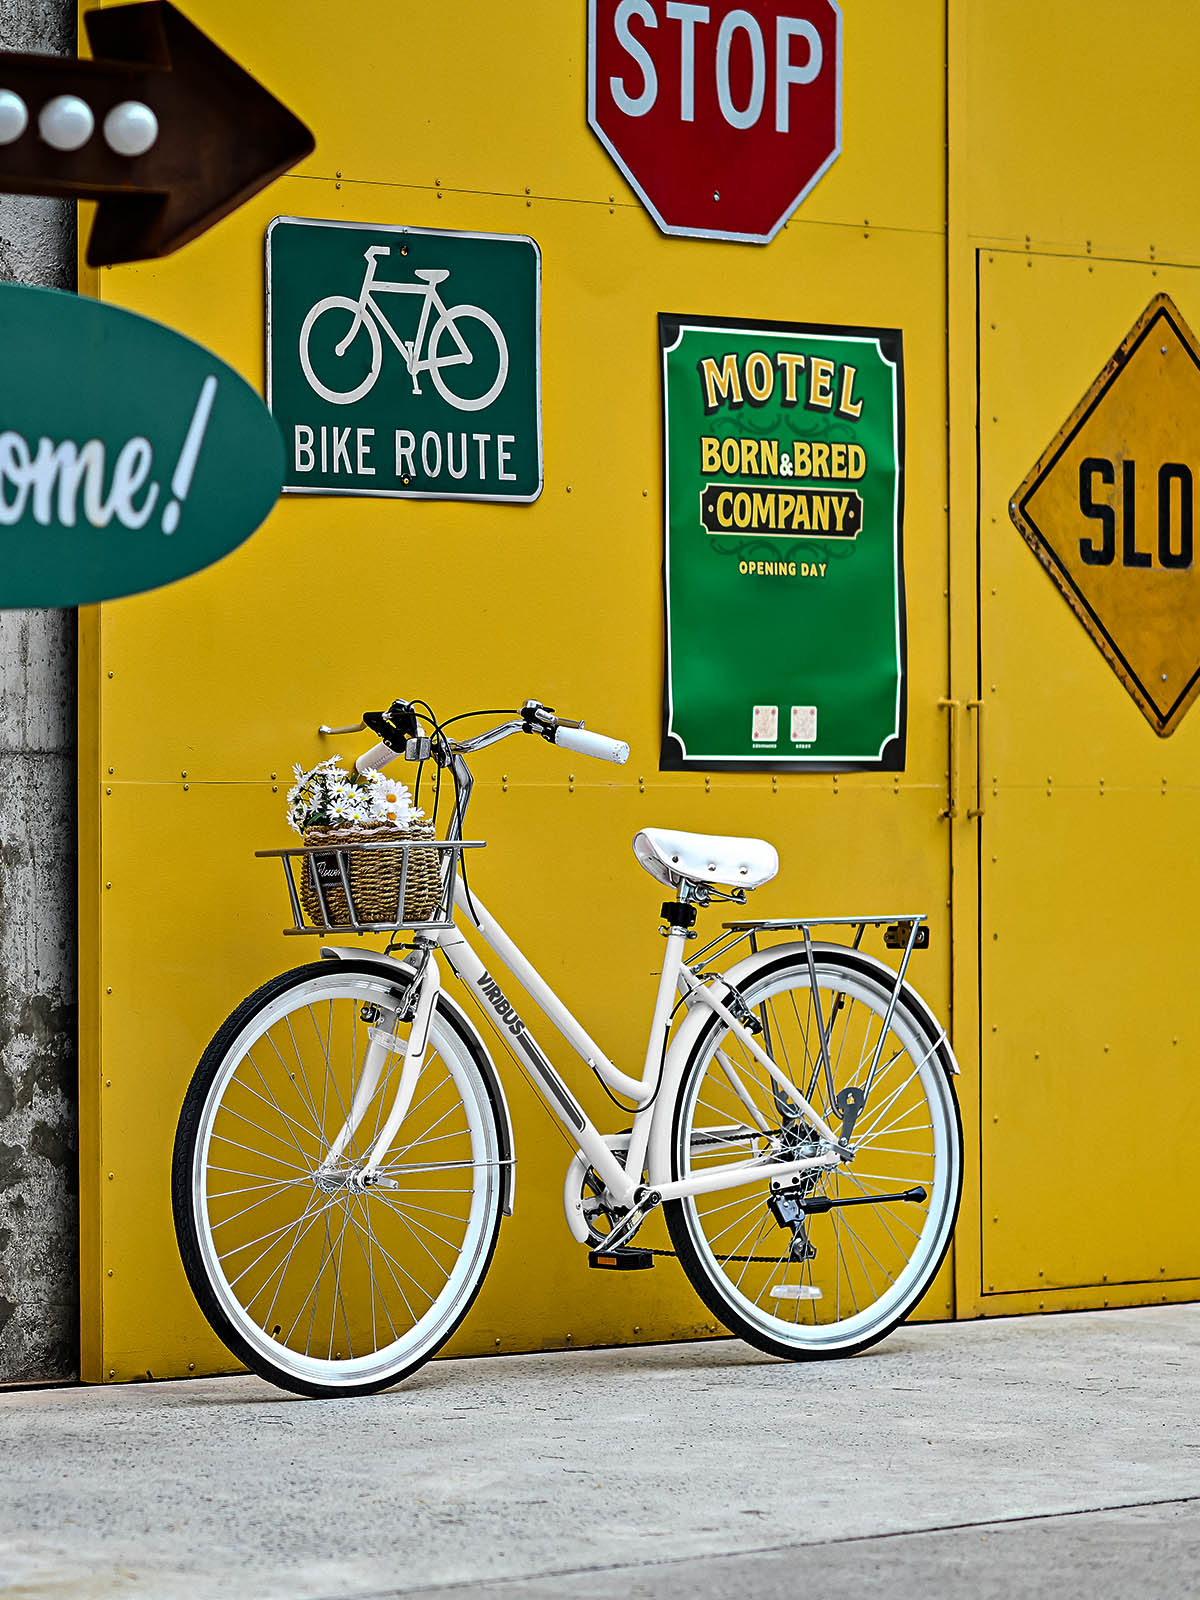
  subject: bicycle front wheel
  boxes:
[173,961,505,1398]
[665,950,962,1360]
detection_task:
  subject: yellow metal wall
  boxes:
[80,0,1200,1380]
[78,0,954,1381]
[949,2,1200,1318]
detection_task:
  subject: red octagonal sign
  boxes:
[588,0,842,244]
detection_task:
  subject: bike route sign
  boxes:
[266,217,542,502]
[660,313,906,771]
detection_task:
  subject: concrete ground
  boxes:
[0,1305,1198,1599]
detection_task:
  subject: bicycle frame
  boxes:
[307,703,944,1241]
[335,874,848,1218]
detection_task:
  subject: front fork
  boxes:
[316,948,441,1187]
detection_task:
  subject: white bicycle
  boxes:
[298,246,509,410]
[173,697,963,1398]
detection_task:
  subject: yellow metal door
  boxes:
[976,248,1200,1313]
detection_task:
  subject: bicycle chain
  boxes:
[609,1245,804,1265]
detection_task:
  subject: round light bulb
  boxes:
[103,100,158,158]
[39,94,94,152]
[0,89,28,146]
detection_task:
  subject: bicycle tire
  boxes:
[298,296,383,405]
[173,960,505,1398]
[664,950,962,1360]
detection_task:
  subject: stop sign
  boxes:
[588,1,841,243]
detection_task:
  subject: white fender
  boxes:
[645,940,958,1188]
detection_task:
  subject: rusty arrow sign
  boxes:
[0,1,313,266]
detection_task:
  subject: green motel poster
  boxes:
[660,314,906,772]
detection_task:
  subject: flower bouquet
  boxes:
[286,756,442,928]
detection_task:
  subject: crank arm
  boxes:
[591,1188,661,1255]
[799,1185,927,1214]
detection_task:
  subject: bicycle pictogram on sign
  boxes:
[298,245,510,412]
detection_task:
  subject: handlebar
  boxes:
[355,741,398,774]
[553,725,629,764]
[352,698,628,775]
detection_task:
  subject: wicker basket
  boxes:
[299,822,443,928]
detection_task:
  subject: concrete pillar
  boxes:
[0,0,79,1382]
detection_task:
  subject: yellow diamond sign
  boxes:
[1010,293,1200,736]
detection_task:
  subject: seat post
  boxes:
[640,897,697,1089]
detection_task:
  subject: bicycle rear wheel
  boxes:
[665,950,961,1360]
[173,961,505,1398]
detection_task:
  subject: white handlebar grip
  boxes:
[553,725,630,764]
[355,741,396,774]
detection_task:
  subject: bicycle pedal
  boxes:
[588,1246,654,1271]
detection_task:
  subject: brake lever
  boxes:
[364,700,420,751]
[520,698,583,736]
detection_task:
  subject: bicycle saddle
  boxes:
[633,828,779,891]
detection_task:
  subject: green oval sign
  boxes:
[0,283,283,607]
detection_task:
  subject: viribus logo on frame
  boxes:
[267,216,543,503]
[476,971,526,1037]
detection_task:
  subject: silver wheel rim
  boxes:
[191,974,498,1389]
[678,964,958,1352]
